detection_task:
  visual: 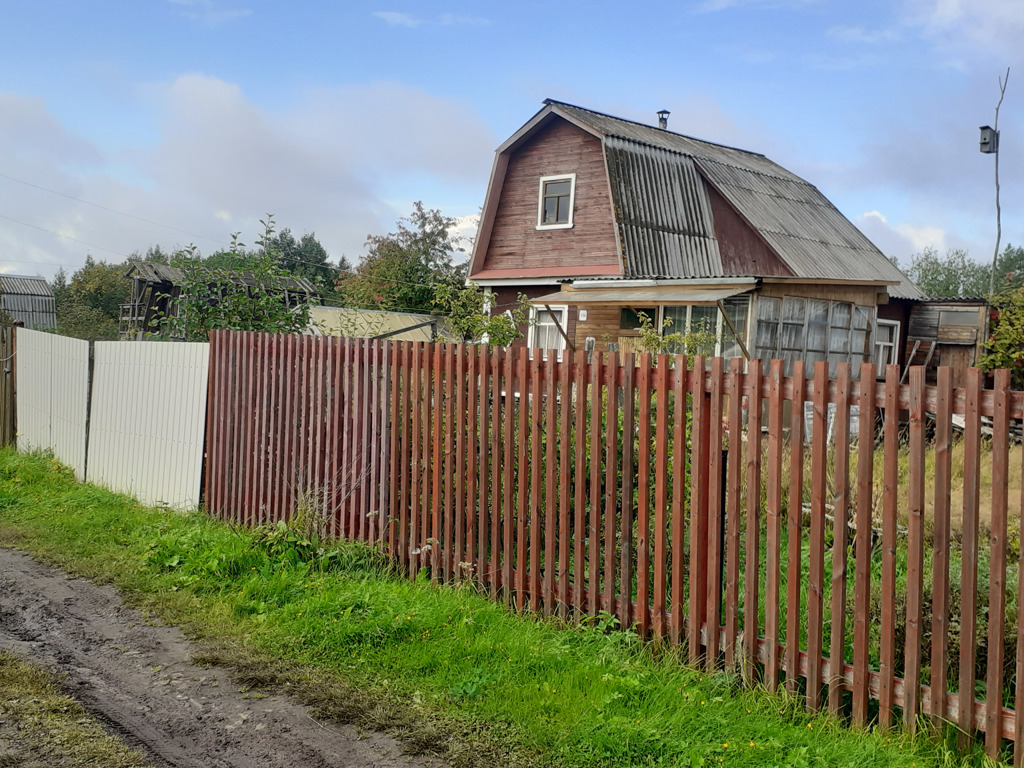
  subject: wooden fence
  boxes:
[205,330,1024,761]
[0,326,13,447]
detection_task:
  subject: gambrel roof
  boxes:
[473,100,924,300]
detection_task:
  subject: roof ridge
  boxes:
[544,98,769,159]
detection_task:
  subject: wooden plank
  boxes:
[398,343,413,573]
[620,354,636,631]
[432,344,444,579]
[530,353,543,612]
[852,364,876,726]
[420,343,432,567]
[806,361,828,710]
[478,347,490,589]
[409,343,422,576]
[904,366,927,729]
[455,345,467,581]
[466,347,479,577]
[653,356,670,642]
[764,360,783,690]
[443,345,456,580]
[545,356,558,617]
[689,359,708,663]
[724,357,743,667]
[339,337,352,536]
[785,361,806,694]
[604,353,619,619]
[958,367,982,747]
[355,338,368,541]
[986,368,1010,758]
[637,354,653,638]
[502,349,515,597]
[670,357,687,646]
[490,348,502,596]
[516,349,530,610]
[589,353,602,619]
[573,351,588,615]
[387,342,401,557]
[878,363,900,728]
[743,360,763,683]
[558,354,572,618]
[828,363,851,716]
[930,367,953,730]
[1015,384,1024,765]
[705,357,725,670]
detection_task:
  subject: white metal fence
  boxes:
[15,329,90,480]
[14,329,211,508]
[87,341,210,509]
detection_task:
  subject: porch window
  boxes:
[874,319,900,369]
[537,174,576,229]
[661,295,751,358]
[528,305,568,360]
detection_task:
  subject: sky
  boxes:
[1,0,1022,282]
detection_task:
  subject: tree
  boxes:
[167,218,311,342]
[432,284,529,345]
[905,248,991,298]
[343,203,462,314]
[979,287,1024,388]
[269,229,348,293]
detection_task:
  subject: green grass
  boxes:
[0,449,996,768]
[0,650,153,768]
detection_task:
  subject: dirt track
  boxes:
[0,547,442,768]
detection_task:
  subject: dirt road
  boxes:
[0,546,442,768]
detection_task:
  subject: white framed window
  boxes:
[874,319,900,370]
[528,305,568,360]
[536,174,576,230]
[659,295,751,359]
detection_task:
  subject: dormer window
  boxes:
[536,174,576,230]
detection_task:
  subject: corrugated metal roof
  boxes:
[546,100,925,300]
[0,275,56,329]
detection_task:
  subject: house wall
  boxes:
[707,185,792,277]
[480,119,620,275]
[489,285,579,352]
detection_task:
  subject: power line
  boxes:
[0,213,128,258]
[0,172,229,246]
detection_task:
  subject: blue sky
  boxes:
[1,0,1022,280]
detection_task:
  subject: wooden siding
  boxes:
[479,119,620,275]
[708,184,792,277]
[489,285,579,352]
[757,282,881,306]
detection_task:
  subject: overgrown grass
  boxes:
[0,651,153,768]
[0,449,996,767]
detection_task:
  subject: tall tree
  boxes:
[343,202,462,313]
[269,229,347,292]
[905,248,991,298]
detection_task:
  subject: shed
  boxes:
[0,275,56,330]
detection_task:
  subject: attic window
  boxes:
[537,174,576,230]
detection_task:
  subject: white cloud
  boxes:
[168,0,251,26]
[899,0,1024,56]
[826,25,899,44]
[856,210,949,262]
[0,78,495,278]
[373,11,422,27]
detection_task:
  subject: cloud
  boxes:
[373,11,422,27]
[695,0,818,12]
[0,78,495,278]
[167,0,251,26]
[899,0,1024,57]
[856,210,948,260]
[826,25,899,44]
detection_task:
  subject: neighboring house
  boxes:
[903,298,990,387]
[309,306,455,342]
[468,100,924,377]
[121,260,317,339]
[0,275,56,330]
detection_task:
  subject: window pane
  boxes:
[556,196,570,223]
[690,305,717,335]
[663,306,687,334]
[543,198,558,224]
[545,180,571,197]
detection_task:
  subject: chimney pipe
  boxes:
[657,109,670,129]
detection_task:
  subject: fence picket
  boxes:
[558,355,572,618]
[604,354,619,620]
[573,351,588,615]
[545,357,558,618]
[828,363,851,715]
[621,354,636,631]
[987,369,1011,757]
[724,358,743,666]
[879,364,900,728]
[931,367,953,729]
[670,358,687,646]
[765,360,784,691]
[904,366,926,729]
[785,361,806,693]
[653,357,669,641]
[743,360,762,683]
[959,368,983,747]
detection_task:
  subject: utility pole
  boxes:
[982,68,1010,296]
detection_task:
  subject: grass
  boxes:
[0,651,153,768]
[0,448,998,768]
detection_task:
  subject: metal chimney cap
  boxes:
[657,109,670,129]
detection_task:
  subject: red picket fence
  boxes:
[205,330,1024,761]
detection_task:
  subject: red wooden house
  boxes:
[467,100,923,376]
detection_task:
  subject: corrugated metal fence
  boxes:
[16,329,90,480]
[205,331,1024,761]
[13,328,209,507]
[87,340,210,509]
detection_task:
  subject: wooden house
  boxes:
[467,100,924,376]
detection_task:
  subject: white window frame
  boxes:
[874,319,900,370]
[527,304,568,361]
[536,174,576,230]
